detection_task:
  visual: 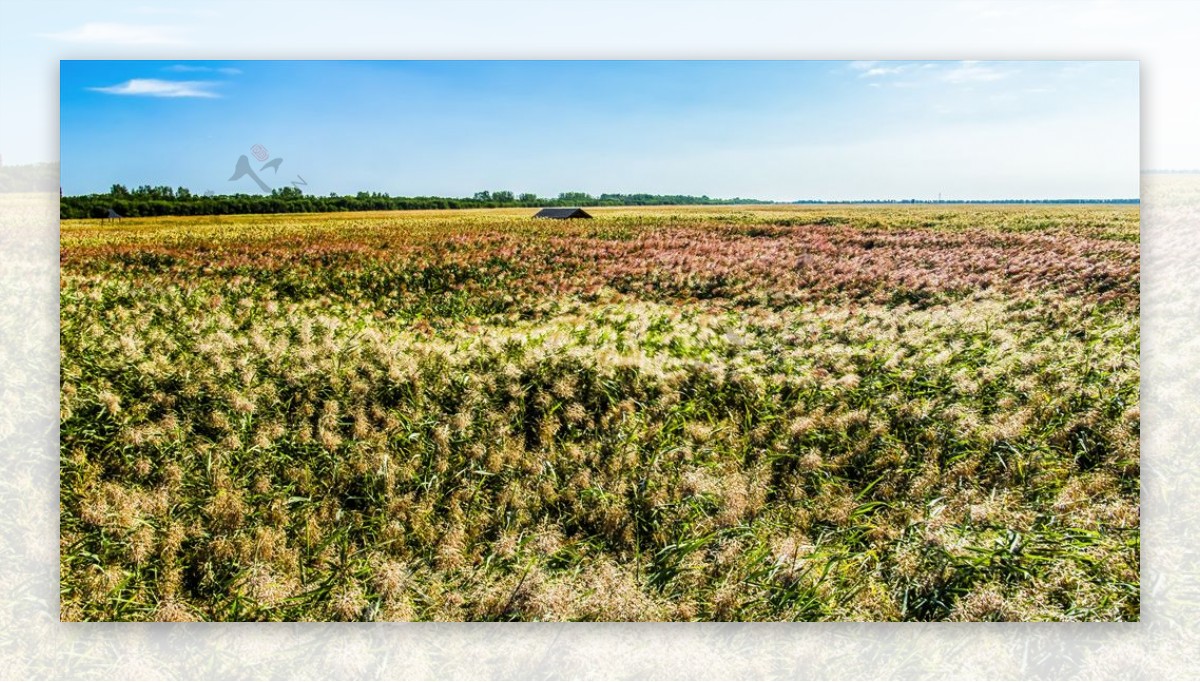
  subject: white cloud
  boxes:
[851,60,1014,85]
[88,79,220,98]
[861,65,908,78]
[129,5,218,18]
[852,61,1015,86]
[941,61,1013,83]
[40,22,184,45]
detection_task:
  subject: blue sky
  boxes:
[59,60,1138,200]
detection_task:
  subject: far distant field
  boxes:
[59,204,1139,621]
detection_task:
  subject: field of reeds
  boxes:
[59,204,1140,621]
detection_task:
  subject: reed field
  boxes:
[58,204,1140,621]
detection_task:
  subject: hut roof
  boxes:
[533,207,592,219]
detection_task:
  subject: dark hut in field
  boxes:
[102,208,123,223]
[534,207,592,220]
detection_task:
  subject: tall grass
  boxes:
[60,205,1139,621]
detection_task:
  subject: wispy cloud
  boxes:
[849,60,1016,86]
[129,5,218,18]
[88,79,220,98]
[163,64,242,75]
[40,22,184,45]
[941,61,1013,83]
[860,65,910,78]
[848,61,930,80]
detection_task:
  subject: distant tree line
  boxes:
[59,184,1139,218]
[59,185,767,218]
